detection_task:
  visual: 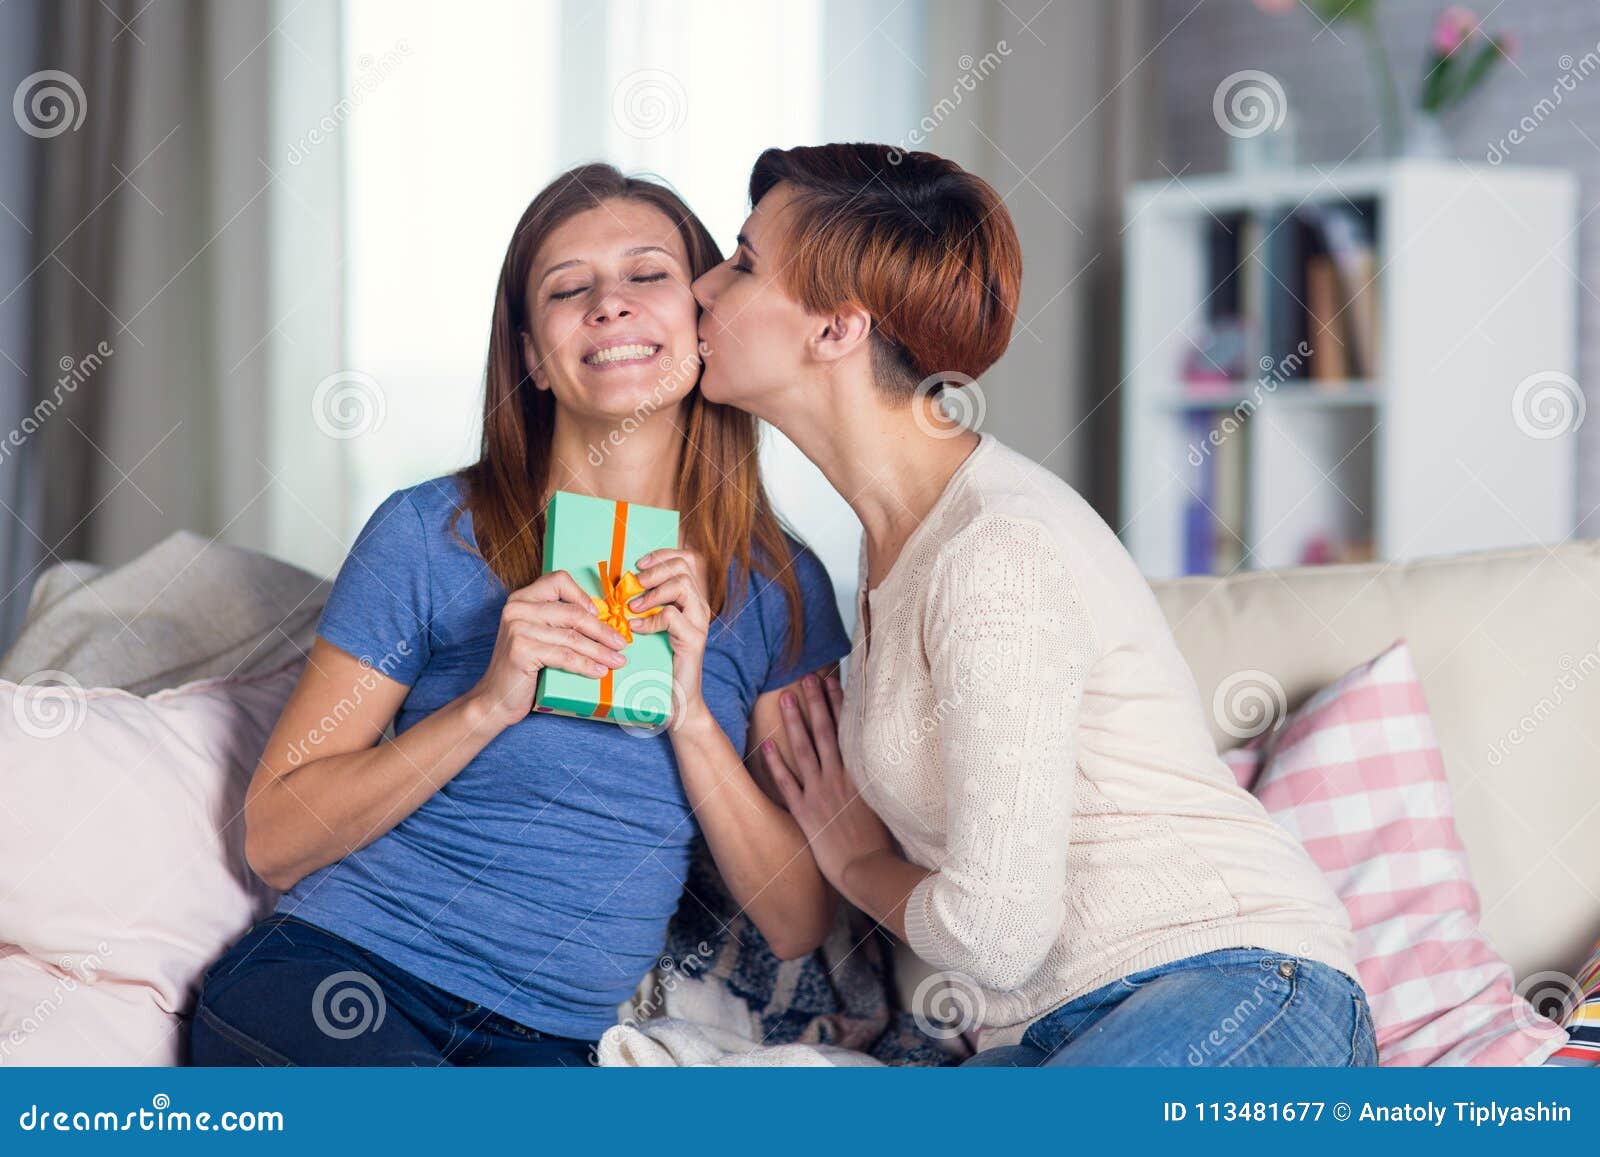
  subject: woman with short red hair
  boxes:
[692,143,1377,1067]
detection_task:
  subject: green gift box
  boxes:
[532,490,679,729]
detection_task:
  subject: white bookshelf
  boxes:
[1120,160,1578,580]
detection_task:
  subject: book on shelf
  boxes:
[1305,254,1350,382]
[1297,203,1380,382]
[1206,212,1246,324]
[1193,200,1380,396]
[1239,213,1262,352]
[1261,208,1309,380]
[1182,411,1251,575]
[1211,418,1248,572]
[1182,413,1213,575]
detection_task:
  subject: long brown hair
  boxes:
[456,163,803,658]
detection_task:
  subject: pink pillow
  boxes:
[0,663,297,1064]
[0,947,185,1066]
[1232,641,1566,1066]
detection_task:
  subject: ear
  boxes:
[808,304,874,367]
[521,330,549,391]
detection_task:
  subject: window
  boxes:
[341,0,926,629]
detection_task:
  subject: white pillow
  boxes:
[0,663,297,1064]
[0,947,185,1066]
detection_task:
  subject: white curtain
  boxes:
[337,0,930,629]
[15,0,344,591]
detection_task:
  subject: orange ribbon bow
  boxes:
[592,560,662,645]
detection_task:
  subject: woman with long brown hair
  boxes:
[189,165,850,1067]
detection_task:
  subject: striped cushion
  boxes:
[1228,640,1567,1066]
[1544,940,1600,1065]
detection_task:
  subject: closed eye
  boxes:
[552,271,668,301]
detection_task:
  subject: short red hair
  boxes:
[749,143,1022,395]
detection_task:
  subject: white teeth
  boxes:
[585,343,658,365]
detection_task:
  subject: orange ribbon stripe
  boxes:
[590,500,662,719]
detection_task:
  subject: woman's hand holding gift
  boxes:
[625,548,712,721]
[470,570,629,730]
[763,674,896,889]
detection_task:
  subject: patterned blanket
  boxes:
[647,838,961,1066]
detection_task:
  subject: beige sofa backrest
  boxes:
[15,533,1594,992]
[1151,539,1600,981]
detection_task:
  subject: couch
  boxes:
[4,532,1597,1061]
[886,538,1600,1015]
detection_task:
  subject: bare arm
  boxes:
[625,547,839,960]
[244,638,498,891]
[665,668,842,960]
[244,571,628,891]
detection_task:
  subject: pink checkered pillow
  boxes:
[1236,640,1566,1066]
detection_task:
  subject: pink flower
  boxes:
[1432,5,1479,55]
[1253,0,1296,12]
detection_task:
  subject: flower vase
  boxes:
[1400,111,1452,159]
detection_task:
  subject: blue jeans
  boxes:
[962,946,1379,1067]
[189,915,596,1067]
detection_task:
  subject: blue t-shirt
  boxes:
[277,475,850,1040]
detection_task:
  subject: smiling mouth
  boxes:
[583,342,661,367]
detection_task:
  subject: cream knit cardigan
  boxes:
[837,433,1358,1050]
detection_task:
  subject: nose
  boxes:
[690,266,718,310]
[588,278,634,325]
